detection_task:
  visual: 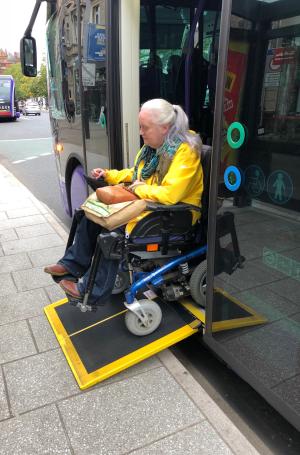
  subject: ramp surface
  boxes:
[45,295,201,389]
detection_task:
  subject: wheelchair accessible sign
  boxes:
[224,121,245,191]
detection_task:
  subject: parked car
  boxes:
[23,101,41,116]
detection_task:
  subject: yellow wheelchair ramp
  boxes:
[44,294,201,390]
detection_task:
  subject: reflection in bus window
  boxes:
[260,36,300,144]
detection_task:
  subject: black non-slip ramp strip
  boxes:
[213,291,252,321]
[55,299,196,374]
[55,293,125,335]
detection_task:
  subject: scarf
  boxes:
[132,136,182,184]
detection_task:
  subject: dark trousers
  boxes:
[58,216,120,305]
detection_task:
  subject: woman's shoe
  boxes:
[59,279,82,299]
[44,264,69,277]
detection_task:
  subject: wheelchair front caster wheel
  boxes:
[125,299,162,336]
[189,260,207,308]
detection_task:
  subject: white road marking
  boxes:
[12,154,50,164]
[40,152,52,156]
[0,137,52,142]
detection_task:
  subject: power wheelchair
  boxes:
[59,145,244,336]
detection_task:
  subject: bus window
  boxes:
[81,0,109,174]
[139,4,190,104]
[139,2,222,145]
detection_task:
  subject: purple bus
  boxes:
[0,75,20,121]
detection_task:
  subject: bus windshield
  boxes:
[0,79,11,103]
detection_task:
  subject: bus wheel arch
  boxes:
[65,159,87,217]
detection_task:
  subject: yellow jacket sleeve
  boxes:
[104,149,144,185]
[133,143,203,206]
[104,167,134,185]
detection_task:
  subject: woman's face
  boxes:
[139,109,169,149]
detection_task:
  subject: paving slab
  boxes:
[0,368,9,421]
[273,374,300,415]
[12,267,54,292]
[234,285,299,322]
[5,207,41,219]
[130,420,233,454]
[267,277,300,304]
[0,405,72,455]
[58,367,204,455]
[28,245,66,267]
[0,288,50,326]
[0,273,17,296]
[0,228,18,242]
[223,319,300,389]
[28,315,59,352]
[0,214,46,230]
[2,233,64,255]
[0,198,36,212]
[0,320,37,364]
[44,283,66,303]
[0,253,32,274]
[16,223,55,239]
[99,357,161,389]
[3,350,79,414]
[218,260,280,291]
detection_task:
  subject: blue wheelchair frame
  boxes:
[125,244,207,305]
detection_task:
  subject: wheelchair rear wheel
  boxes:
[125,299,162,336]
[112,270,130,294]
[189,260,207,308]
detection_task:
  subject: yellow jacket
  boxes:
[105,142,203,233]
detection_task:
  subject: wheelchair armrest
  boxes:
[145,202,201,212]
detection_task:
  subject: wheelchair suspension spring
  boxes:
[179,262,189,275]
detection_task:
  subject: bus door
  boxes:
[204,0,300,431]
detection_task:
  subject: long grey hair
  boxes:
[141,98,202,154]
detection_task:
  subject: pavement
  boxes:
[0,163,261,455]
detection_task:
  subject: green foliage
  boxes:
[3,63,48,100]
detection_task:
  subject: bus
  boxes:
[0,75,20,121]
[22,0,300,432]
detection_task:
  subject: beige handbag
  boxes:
[81,192,147,231]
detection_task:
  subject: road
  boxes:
[1,113,300,454]
[0,112,71,228]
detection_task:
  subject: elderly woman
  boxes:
[44,98,203,305]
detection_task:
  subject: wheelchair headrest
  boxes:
[200,144,212,223]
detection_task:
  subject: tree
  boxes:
[35,64,48,98]
[3,63,48,100]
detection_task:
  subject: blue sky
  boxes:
[0,0,47,66]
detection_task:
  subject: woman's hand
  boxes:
[91,168,106,179]
[128,180,146,192]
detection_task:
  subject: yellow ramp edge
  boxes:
[179,290,267,332]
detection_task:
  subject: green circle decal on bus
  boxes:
[227,122,245,149]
